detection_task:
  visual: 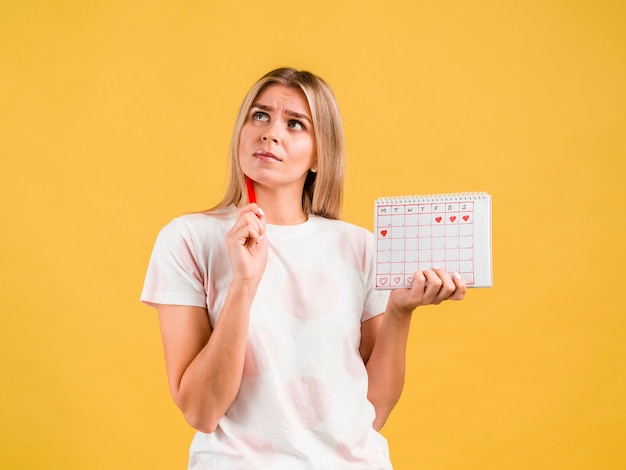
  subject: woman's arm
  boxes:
[360,310,410,431]
[361,268,466,431]
[157,281,258,433]
[157,204,267,433]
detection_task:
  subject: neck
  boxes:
[254,185,308,226]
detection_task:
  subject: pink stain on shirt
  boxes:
[280,376,332,429]
[281,270,339,320]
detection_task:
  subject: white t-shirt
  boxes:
[141,209,392,469]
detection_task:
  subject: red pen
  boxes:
[245,176,256,204]
[245,176,264,220]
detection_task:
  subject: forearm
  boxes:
[365,307,413,430]
[175,282,257,432]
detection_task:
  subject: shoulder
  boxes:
[155,210,235,248]
[161,210,235,236]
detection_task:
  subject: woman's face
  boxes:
[239,84,316,193]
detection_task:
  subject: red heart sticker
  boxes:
[381,230,388,237]
[463,215,470,221]
[450,216,457,222]
[407,276,414,285]
[394,277,401,284]
[379,278,388,285]
[435,217,442,223]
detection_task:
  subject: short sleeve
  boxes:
[140,218,207,309]
[361,230,390,322]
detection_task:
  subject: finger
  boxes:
[241,213,264,246]
[239,203,265,220]
[235,206,265,234]
[229,211,265,248]
[411,270,427,290]
[231,208,254,235]
[449,272,466,300]
[247,210,265,235]
[432,267,457,301]
[407,270,427,303]
[422,269,444,304]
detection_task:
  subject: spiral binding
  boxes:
[375,192,490,204]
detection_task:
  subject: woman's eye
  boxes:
[288,120,304,130]
[253,112,269,122]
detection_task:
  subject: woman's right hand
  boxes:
[225,203,268,284]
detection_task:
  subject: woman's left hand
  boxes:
[387,268,466,315]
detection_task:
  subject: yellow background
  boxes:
[1,1,625,468]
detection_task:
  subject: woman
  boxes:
[141,67,465,469]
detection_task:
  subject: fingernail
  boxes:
[453,272,462,280]
[258,234,264,242]
[432,265,441,270]
[257,207,265,217]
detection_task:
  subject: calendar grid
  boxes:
[374,193,492,289]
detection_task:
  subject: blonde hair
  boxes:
[209,68,344,220]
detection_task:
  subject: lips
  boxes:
[253,150,281,162]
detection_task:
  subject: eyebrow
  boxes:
[251,103,312,124]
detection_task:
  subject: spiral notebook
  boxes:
[374,192,492,289]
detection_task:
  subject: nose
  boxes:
[262,132,279,143]
[261,121,280,143]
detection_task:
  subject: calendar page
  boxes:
[374,192,492,289]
